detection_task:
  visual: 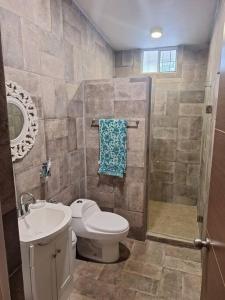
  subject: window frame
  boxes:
[142,47,178,74]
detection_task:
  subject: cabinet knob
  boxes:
[52,254,57,258]
[56,249,61,254]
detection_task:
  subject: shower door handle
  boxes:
[194,238,211,249]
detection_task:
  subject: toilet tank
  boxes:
[70,199,100,220]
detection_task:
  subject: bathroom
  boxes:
[0,0,225,299]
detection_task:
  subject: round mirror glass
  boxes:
[7,102,24,140]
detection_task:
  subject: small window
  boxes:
[143,50,158,73]
[142,48,177,73]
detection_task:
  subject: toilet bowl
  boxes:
[70,199,129,263]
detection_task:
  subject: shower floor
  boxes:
[148,201,199,243]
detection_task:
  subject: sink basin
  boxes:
[18,202,72,244]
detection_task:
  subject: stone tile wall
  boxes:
[0,0,114,204]
[115,46,208,206]
[83,77,151,240]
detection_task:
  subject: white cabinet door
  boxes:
[55,228,73,300]
[30,241,57,300]
[28,228,72,300]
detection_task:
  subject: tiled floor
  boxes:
[69,239,202,300]
[148,201,199,242]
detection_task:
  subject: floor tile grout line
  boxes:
[72,239,201,300]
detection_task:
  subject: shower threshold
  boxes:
[147,201,200,248]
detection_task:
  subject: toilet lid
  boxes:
[86,212,129,233]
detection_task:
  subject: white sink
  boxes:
[18,202,72,244]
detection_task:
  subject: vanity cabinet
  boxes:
[21,227,73,300]
[55,228,73,299]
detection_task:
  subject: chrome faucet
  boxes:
[18,192,36,217]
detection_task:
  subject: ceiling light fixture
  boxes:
[151,28,163,39]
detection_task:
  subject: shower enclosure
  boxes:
[147,46,208,245]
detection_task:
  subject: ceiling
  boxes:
[74,0,218,50]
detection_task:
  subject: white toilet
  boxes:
[70,199,129,263]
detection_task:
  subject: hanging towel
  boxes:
[98,119,128,178]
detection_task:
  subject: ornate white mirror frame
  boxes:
[6,81,38,162]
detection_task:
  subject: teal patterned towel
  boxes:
[98,119,128,178]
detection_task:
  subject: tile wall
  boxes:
[0,0,114,204]
[0,0,217,241]
[83,77,151,240]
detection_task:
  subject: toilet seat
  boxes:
[86,212,129,233]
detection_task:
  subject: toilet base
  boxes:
[77,237,119,263]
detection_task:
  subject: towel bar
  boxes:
[91,119,139,129]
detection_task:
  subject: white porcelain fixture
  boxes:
[19,202,73,300]
[70,199,129,263]
[19,202,72,244]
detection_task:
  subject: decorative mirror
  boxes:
[6,81,38,162]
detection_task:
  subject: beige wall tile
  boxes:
[41,52,64,79]
[21,19,41,73]
[0,8,24,69]
[0,0,114,212]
